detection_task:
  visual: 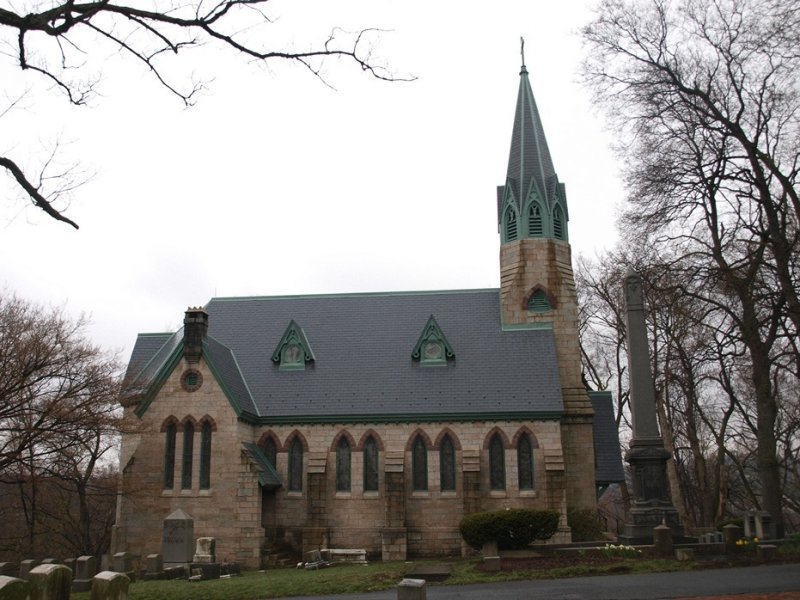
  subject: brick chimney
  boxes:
[183,307,208,363]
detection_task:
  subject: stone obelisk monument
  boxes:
[619,269,683,543]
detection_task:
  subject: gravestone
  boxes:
[90,571,129,600]
[111,553,132,573]
[0,576,31,600]
[29,564,71,600]
[144,554,163,580]
[0,563,17,576]
[162,508,194,566]
[193,537,215,563]
[72,555,97,592]
[18,560,39,581]
[62,559,75,577]
[397,578,427,600]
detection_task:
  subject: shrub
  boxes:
[459,509,560,550]
[567,507,606,542]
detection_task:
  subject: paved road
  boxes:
[276,563,800,600]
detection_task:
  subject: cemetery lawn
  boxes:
[65,556,753,600]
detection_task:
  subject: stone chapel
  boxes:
[114,56,624,567]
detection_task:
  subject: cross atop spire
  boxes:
[520,36,526,70]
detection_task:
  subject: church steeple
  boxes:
[497,43,594,514]
[497,41,568,243]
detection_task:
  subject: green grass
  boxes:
[69,558,699,600]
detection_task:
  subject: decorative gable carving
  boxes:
[271,320,315,371]
[411,315,455,366]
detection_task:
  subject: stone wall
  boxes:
[117,379,569,565]
[117,357,262,566]
[500,238,596,511]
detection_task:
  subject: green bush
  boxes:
[567,507,606,542]
[459,509,560,550]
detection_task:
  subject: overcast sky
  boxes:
[0,1,623,362]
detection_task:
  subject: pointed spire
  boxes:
[503,40,565,217]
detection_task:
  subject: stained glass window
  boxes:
[489,433,506,491]
[181,422,194,490]
[199,421,212,490]
[412,436,428,491]
[289,437,303,491]
[518,434,534,490]
[440,435,455,491]
[336,437,351,492]
[163,422,176,489]
[363,436,379,492]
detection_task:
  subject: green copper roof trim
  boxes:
[134,338,249,420]
[271,320,315,370]
[133,342,184,418]
[500,321,553,331]
[411,315,455,366]
[242,411,564,426]
[210,288,501,304]
[242,442,282,489]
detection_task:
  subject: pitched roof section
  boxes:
[242,442,282,489]
[498,59,568,221]
[123,290,564,423]
[589,391,625,484]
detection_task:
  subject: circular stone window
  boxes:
[181,369,203,392]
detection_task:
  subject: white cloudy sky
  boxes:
[0,0,623,362]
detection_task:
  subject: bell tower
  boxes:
[497,44,595,510]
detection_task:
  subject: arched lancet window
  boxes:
[163,422,176,489]
[553,205,565,240]
[504,206,518,242]
[336,437,351,492]
[199,421,212,490]
[489,433,506,491]
[440,435,456,492]
[363,436,379,492]
[181,422,194,490]
[518,434,535,490]
[262,437,277,468]
[288,437,303,492]
[528,202,544,237]
[412,436,428,491]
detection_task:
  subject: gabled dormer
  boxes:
[272,320,315,371]
[411,315,455,367]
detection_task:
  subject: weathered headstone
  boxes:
[0,575,31,600]
[62,559,75,577]
[90,571,129,600]
[72,555,97,592]
[144,554,163,580]
[653,523,673,557]
[38,560,58,566]
[482,556,501,572]
[111,553,132,573]
[397,578,427,600]
[162,508,194,566]
[724,523,743,555]
[0,563,18,577]
[18,560,39,581]
[193,537,216,563]
[620,270,683,544]
[29,564,71,600]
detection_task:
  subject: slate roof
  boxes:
[242,442,282,489]
[122,289,565,423]
[589,391,625,484]
[497,63,568,220]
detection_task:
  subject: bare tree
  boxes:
[0,0,411,228]
[582,0,800,538]
[0,292,124,558]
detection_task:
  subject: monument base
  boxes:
[619,500,684,545]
